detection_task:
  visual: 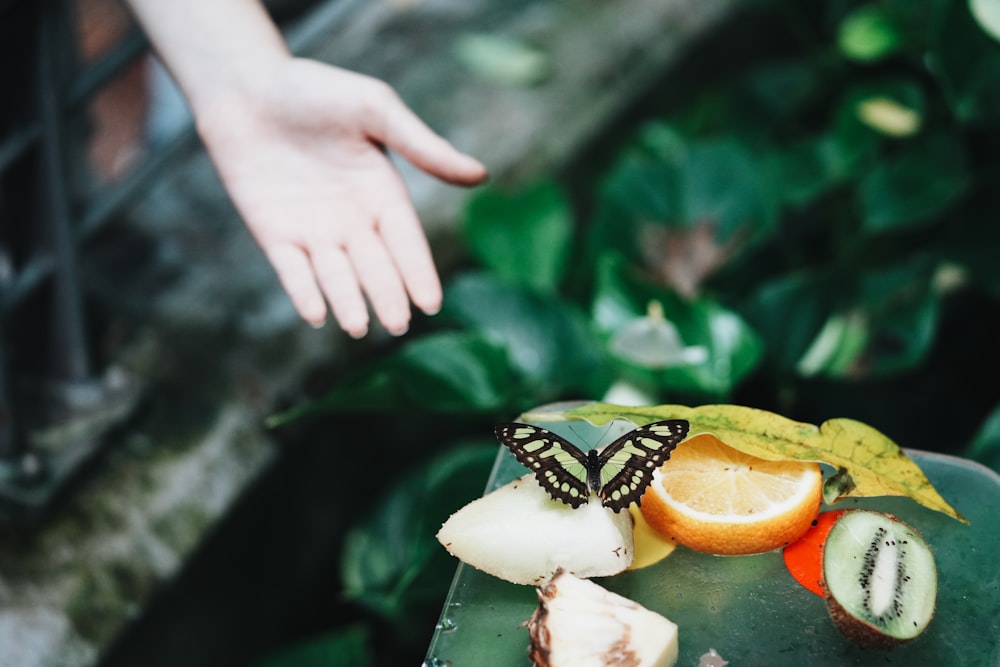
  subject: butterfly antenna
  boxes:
[567,420,617,451]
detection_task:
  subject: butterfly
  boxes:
[494,420,690,512]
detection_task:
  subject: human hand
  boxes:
[194,58,487,337]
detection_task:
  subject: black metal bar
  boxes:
[2,250,54,314]
[0,341,15,459]
[78,124,198,236]
[0,126,41,174]
[0,0,360,310]
[36,0,90,382]
[0,30,146,174]
[0,124,199,314]
[65,31,148,111]
[0,0,358,521]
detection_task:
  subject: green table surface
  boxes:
[425,416,1000,666]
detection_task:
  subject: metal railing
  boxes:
[0,0,354,523]
[0,0,154,522]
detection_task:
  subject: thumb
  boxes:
[364,86,488,186]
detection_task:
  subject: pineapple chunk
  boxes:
[527,569,679,667]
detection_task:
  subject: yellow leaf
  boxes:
[528,403,967,524]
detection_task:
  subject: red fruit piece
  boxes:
[782,509,847,596]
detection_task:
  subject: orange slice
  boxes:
[640,433,823,555]
[783,509,848,596]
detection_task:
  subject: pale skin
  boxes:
[124,0,488,337]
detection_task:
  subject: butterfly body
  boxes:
[494,420,690,512]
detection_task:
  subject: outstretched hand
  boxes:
[195,59,487,337]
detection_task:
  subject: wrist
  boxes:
[127,0,292,119]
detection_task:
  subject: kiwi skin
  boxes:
[825,594,914,650]
[821,511,937,650]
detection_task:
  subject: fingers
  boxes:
[364,86,488,186]
[378,193,443,317]
[340,227,412,336]
[309,245,371,338]
[265,245,329,328]
[268,227,428,338]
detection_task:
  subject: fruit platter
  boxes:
[425,404,1000,666]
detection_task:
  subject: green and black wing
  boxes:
[495,423,592,508]
[595,419,690,512]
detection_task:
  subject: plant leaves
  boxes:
[253,625,371,667]
[265,331,522,424]
[838,5,903,62]
[441,272,611,401]
[592,255,762,398]
[939,206,1000,300]
[341,443,497,625]
[929,0,1000,123]
[453,33,549,86]
[742,269,843,373]
[534,403,966,523]
[586,126,777,278]
[848,79,925,138]
[462,180,572,293]
[962,402,1000,473]
[859,131,970,233]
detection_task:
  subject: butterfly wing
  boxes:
[495,423,592,508]
[595,419,690,512]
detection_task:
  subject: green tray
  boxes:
[425,416,1000,666]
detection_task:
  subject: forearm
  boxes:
[123,0,290,116]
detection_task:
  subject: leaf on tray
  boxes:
[526,403,967,524]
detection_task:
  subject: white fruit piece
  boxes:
[436,474,634,586]
[527,568,679,667]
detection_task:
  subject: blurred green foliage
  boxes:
[265,0,1000,663]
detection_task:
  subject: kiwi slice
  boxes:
[822,510,937,649]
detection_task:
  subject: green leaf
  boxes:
[737,58,827,124]
[746,261,941,379]
[254,626,371,667]
[795,310,870,378]
[859,132,970,233]
[266,332,522,423]
[341,443,497,624]
[828,91,885,176]
[939,210,1000,299]
[852,260,941,375]
[849,79,925,138]
[797,262,942,378]
[929,0,1000,122]
[588,127,777,274]
[962,403,1000,472]
[462,180,572,293]
[592,255,762,398]
[771,139,844,207]
[442,272,611,401]
[453,33,549,86]
[351,333,520,412]
[742,270,843,373]
[539,403,966,523]
[772,80,913,205]
[679,139,777,241]
[838,5,904,62]
[586,141,679,269]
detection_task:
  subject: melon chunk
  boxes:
[436,474,633,585]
